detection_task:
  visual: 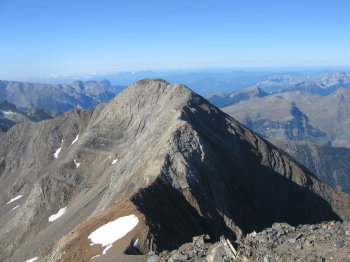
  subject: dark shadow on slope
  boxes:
[180,98,342,234]
[131,176,216,252]
[132,94,343,254]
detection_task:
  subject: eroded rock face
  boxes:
[0,79,349,262]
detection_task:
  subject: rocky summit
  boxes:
[0,79,349,262]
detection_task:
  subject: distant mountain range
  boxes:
[0,79,125,112]
[2,71,349,115]
[258,72,350,94]
[208,72,350,105]
[209,72,350,149]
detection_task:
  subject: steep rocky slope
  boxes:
[0,79,125,112]
[0,79,349,262]
[269,139,350,195]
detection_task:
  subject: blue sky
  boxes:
[0,0,349,79]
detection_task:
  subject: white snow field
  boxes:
[48,207,67,222]
[71,134,79,144]
[112,159,118,164]
[6,195,23,204]
[74,159,81,168]
[0,110,15,115]
[53,147,61,158]
[88,215,139,246]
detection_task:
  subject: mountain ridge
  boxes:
[0,79,349,262]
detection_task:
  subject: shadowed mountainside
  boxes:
[270,138,350,195]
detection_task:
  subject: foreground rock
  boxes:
[151,221,350,262]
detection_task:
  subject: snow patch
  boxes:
[25,257,38,262]
[88,214,139,246]
[53,147,61,158]
[112,159,118,164]
[74,159,81,168]
[72,134,79,144]
[90,255,100,260]
[11,205,19,210]
[48,207,67,222]
[1,110,16,115]
[133,238,139,248]
[102,244,112,255]
[7,195,23,204]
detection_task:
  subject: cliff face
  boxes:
[0,79,349,262]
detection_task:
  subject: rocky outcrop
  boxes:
[0,79,349,262]
[150,221,350,262]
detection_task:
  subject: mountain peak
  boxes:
[108,78,196,111]
[1,79,350,261]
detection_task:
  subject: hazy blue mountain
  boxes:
[207,86,268,107]
[257,72,350,95]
